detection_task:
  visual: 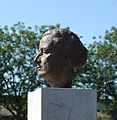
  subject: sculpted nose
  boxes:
[34,53,40,63]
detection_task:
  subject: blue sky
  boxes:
[0,0,117,45]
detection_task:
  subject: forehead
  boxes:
[39,35,53,48]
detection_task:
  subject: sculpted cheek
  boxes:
[41,53,50,63]
[41,54,52,69]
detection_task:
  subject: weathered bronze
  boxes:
[34,28,88,88]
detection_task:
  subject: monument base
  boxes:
[28,88,96,120]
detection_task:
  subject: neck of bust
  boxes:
[45,66,74,88]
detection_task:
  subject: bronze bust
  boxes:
[34,28,88,88]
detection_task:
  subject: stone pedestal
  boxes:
[28,88,96,120]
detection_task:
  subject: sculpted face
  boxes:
[34,33,67,85]
[36,35,53,76]
[34,28,88,87]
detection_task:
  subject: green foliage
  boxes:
[73,27,117,113]
[97,111,112,120]
[0,22,60,119]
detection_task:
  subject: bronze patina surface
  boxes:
[34,28,88,88]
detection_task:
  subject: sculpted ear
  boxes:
[61,55,73,69]
[61,55,69,65]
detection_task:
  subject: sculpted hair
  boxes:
[43,28,88,69]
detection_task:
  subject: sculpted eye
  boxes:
[43,48,49,53]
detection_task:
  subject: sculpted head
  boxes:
[34,28,88,88]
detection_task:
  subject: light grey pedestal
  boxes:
[28,88,96,120]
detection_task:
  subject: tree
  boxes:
[74,27,117,113]
[0,22,60,119]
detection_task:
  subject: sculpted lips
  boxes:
[37,63,43,71]
[36,60,51,75]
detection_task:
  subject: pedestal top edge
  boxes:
[29,88,96,93]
